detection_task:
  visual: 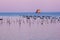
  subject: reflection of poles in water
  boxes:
[45,16,51,24]
[58,17,60,23]
[0,18,3,24]
[51,17,53,23]
[16,17,21,27]
[26,16,31,27]
[37,16,41,24]
[17,17,22,27]
[32,16,37,24]
[22,16,26,24]
[22,18,25,24]
[26,16,30,23]
[18,19,21,27]
[1,16,60,26]
[33,16,37,20]
[55,17,58,23]
[6,18,11,26]
[39,16,45,25]
[50,17,57,23]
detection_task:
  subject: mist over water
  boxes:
[0,16,60,40]
[0,12,60,40]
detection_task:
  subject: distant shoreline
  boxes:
[0,12,60,16]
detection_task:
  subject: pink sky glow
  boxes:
[0,0,60,12]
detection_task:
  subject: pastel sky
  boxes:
[0,0,60,12]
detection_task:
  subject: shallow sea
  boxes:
[0,12,60,40]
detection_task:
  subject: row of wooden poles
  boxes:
[0,16,60,26]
